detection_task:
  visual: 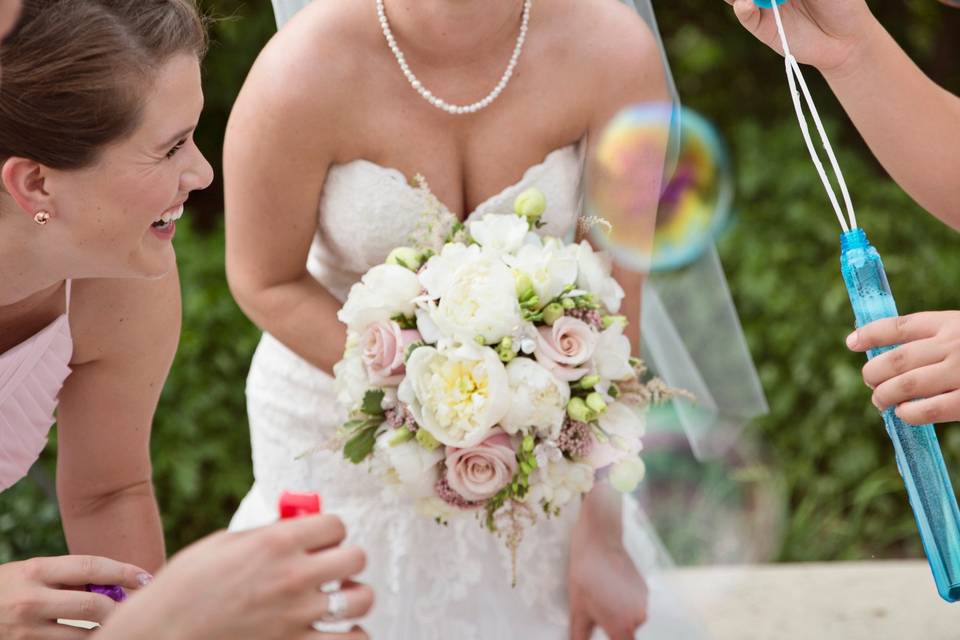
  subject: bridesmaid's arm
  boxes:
[54,269,181,573]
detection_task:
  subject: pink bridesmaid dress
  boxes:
[0,281,73,491]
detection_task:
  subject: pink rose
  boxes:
[361,321,421,386]
[534,317,598,382]
[444,431,518,502]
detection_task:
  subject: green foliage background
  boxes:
[3,0,960,564]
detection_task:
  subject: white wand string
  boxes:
[769,1,858,231]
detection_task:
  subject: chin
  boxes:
[127,244,177,280]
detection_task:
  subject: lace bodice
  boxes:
[307,143,585,301]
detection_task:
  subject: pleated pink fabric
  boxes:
[0,281,73,491]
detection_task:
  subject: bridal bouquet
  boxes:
[332,186,680,572]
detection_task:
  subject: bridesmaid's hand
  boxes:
[0,555,149,637]
[723,0,877,75]
[99,514,373,640]
[568,530,648,640]
[848,311,960,424]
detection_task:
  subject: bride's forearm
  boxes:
[575,482,624,548]
[232,272,346,373]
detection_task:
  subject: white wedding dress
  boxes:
[230,142,709,639]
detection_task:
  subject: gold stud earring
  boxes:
[33,211,51,225]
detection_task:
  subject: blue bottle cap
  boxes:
[752,0,788,7]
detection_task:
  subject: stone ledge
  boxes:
[669,560,958,639]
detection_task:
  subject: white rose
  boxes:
[398,344,510,447]
[468,213,531,254]
[338,264,422,332]
[429,250,523,344]
[332,353,369,412]
[501,358,570,439]
[418,243,475,300]
[527,458,595,509]
[415,308,442,344]
[375,433,443,498]
[504,241,578,308]
[586,402,646,469]
[593,323,634,382]
[416,496,460,523]
[576,241,625,313]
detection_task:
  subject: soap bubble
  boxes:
[587,104,733,273]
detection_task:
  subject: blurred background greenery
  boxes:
[3,0,960,565]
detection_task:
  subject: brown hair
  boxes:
[0,0,208,170]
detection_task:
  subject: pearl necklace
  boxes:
[376,0,532,115]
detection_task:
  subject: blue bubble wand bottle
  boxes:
[755,0,960,601]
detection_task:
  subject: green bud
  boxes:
[585,392,608,415]
[415,429,441,452]
[578,375,601,390]
[522,435,535,453]
[389,428,415,446]
[561,298,576,310]
[474,335,486,345]
[602,315,628,330]
[497,344,516,363]
[386,246,424,271]
[520,294,541,310]
[610,458,646,493]
[515,272,535,300]
[513,187,547,222]
[542,302,565,326]
[608,383,621,399]
[566,397,594,423]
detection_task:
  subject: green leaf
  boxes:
[362,389,386,416]
[344,426,378,464]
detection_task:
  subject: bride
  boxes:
[224,0,703,637]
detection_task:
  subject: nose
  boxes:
[182,146,215,193]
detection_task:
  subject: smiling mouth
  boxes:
[152,204,185,231]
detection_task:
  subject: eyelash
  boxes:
[165,138,188,159]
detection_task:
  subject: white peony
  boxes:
[375,433,443,498]
[468,213,531,255]
[575,241,624,313]
[593,323,634,382]
[338,264,422,332]
[501,358,570,439]
[398,344,510,447]
[332,353,368,413]
[504,240,578,308]
[427,249,523,344]
[527,458,595,509]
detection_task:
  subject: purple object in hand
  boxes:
[86,584,127,602]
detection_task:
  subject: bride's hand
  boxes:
[567,522,647,640]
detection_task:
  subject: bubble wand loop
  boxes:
[755,0,960,601]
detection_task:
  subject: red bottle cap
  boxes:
[278,491,322,519]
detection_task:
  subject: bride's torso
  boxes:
[309,141,586,301]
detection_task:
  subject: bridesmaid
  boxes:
[0,1,370,638]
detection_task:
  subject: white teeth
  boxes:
[156,204,185,225]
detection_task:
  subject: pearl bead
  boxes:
[377,0,532,115]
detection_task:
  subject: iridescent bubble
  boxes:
[751,0,789,7]
[588,104,733,273]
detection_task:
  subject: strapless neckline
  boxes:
[332,143,579,222]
